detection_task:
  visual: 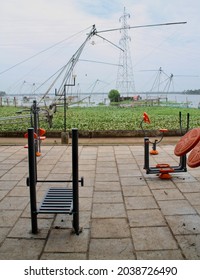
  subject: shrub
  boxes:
[108,89,120,102]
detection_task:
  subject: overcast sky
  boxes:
[0,0,200,95]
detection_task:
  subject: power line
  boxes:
[0,26,93,76]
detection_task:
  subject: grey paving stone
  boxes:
[158,200,196,215]
[91,218,130,238]
[79,164,96,171]
[127,209,166,227]
[116,158,137,164]
[93,192,123,203]
[79,159,96,165]
[0,210,22,227]
[118,163,138,170]
[172,174,197,183]
[94,181,121,191]
[79,186,93,198]
[8,218,53,239]
[176,182,200,192]
[119,169,142,176]
[8,167,27,174]
[0,163,14,170]
[152,189,185,200]
[36,164,54,171]
[97,161,116,167]
[96,167,118,174]
[176,234,200,259]
[97,156,115,162]
[121,176,145,186]
[92,203,126,218]
[8,186,29,197]
[80,154,97,160]
[136,250,185,260]
[44,229,89,253]
[0,190,9,200]
[146,179,176,189]
[0,228,10,244]
[54,211,91,229]
[0,238,45,260]
[194,205,200,215]
[95,173,119,182]
[166,215,200,235]
[80,197,93,211]
[41,253,87,260]
[125,196,158,210]
[122,186,151,197]
[0,170,8,177]
[184,193,200,206]
[89,238,136,260]
[0,196,28,210]
[0,172,25,181]
[131,227,178,251]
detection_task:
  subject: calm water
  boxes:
[1,92,200,108]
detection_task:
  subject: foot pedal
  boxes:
[159,167,174,179]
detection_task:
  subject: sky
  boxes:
[0,0,200,95]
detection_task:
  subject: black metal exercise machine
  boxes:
[26,127,84,235]
[144,127,200,179]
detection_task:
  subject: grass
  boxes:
[0,105,200,132]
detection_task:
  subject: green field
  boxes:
[0,105,199,132]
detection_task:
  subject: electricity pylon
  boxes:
[116,7,135,96]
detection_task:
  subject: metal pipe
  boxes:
[37,179,83,183]
[187,113,190,132]
[72,128,79,235]
[144,137,150,172]
[28,128,38,234]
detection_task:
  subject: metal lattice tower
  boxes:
[116,7,135,95]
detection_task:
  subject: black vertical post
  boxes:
[72,128,79,235]
[179,111,183,135]
[32,100,39,154]
[64,85,67,133]
[28,128,38,234]
[180,154,187,171]
[187,113,190,132]
[144,137,150,172]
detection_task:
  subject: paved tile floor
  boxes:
[0,143,200,260]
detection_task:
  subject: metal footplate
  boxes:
[38,188,73,214]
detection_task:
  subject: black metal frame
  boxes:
[27,127,83,235]
[144,137,187,175]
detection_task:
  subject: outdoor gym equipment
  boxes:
[140,112,168,155]
[144,127,200,179]
[27,127,84,235]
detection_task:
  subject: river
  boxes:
[1,92,200,108]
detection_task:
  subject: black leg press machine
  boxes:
[26,128,84,235]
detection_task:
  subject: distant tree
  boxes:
[0,91,6,96]
[184,89,200,95]
[108,89,120,102]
